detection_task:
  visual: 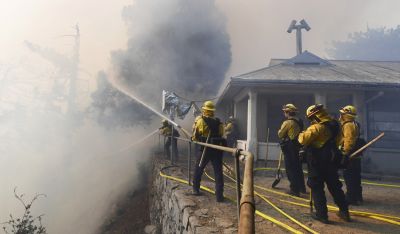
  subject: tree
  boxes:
[329,26,400,60]
[2,188,46,234]
[88,71,152,129]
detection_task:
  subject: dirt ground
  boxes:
[102,153,400,233]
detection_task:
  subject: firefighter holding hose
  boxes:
[192,101,226,202]
[298,104,350,223]
[224,116,239,148]
[159,119,179,160]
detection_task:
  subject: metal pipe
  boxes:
[365,91,384,104]
[296,27,302,55]
[188,141,192,185]
[171,136,255,233]
[171,125,174,164]
[264,128,270,167]
[163,135,166,158]
[176,137,237,154]
[198,132,211,167]
[170,139,173,164]
[234,150,242,221]
[239,152,255,234]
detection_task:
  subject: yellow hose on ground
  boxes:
[252,178,400,221]
[279,199,400,226]
[254,184,309,202]
[255,210,303,234]
[161,167,400,231]
[256,192,319,234]
[212,170,318,234]
[254,167,400,189]
[159,171,303,234]
[352,180,400,189]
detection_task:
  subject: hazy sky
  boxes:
[1,0,400,84]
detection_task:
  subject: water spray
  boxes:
[108,78,191,138]
[114,129,160,155]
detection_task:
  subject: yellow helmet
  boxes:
[282,103,298,112]
[202,100,215,111]
[340,105,357,116]
[162,119,169,126]
[306,104,324,118]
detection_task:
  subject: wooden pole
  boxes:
[350,132,384,159]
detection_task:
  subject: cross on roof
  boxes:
[287,19,311,55]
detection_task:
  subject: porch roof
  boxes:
[218,51,400,103]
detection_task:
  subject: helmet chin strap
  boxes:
[308,115,321,123]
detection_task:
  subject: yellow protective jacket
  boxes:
[278,117,302,140]
[160,125,172,136]
[336,115,358,155]
[298,113,333,149]
[224,122,234,135]
[192,114,224,141]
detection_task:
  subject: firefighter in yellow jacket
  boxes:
[278,104,306,196]
[298,104,350,223]
[159,120,179,160]
[224,116,239,147]
[337,105,363,205]
[192,101,225,202]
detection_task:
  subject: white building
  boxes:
[217,51,400,175]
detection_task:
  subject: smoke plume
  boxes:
[2,1,232,234]
[110,0,231,105]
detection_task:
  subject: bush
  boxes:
[2,188,47,234]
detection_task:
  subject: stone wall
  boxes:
[149,159,237,234]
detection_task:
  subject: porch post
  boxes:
[247,90,258,158]
[353,92,367,138]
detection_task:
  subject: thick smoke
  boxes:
[1,1,232,234]
[110,0,231,105]
[0,102,156,233]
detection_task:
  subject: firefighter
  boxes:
[159,119,179,160]
[278,104,306,196]
[192,101,225,202]
[337,105,364,205]
[298,104,350,223]
[224,116,239,147]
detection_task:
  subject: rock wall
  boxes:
[150,163,199,234]
[149,159,237,234]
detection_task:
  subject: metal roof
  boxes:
[217,51,400,104]
[234,51,400,85]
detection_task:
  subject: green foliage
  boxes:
[2,188,47,234]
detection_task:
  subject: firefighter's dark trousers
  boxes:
[193,148,224,200]
[281,141,306,193]
[226,135,237,148]
[343,158,362,203]
[307,147,348,219]
[165,136,178,160]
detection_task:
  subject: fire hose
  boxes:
[155,133,399,232]
[254,167,400,189]
[213,167,400,227]
[160,163,400,234]
[205,171,318,234]
[159,169,302,234]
